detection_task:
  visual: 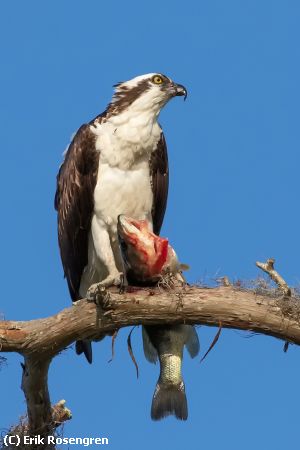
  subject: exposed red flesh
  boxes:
[151,238,169,275]
[119,216,171,279]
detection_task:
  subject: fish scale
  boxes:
[159,354,182,385]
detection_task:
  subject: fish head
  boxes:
[117,215,169,280]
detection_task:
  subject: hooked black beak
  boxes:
[174,83,187,101]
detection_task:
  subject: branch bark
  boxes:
[1,284,300,447]
[1,285,300,355]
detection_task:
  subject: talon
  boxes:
[119,273,128,294]
[87,283,102,302]
[87,272,123,299]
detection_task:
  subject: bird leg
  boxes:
[88,216,123,294]
[87,271,123,300]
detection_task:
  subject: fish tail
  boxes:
[75,339,93,364]
[151,380,187,421]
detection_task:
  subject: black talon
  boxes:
[119,273,128,294]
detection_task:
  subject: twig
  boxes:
[52,400,72,425]
[256,258,291,296]
[127,327,139,378]
[108,329,119,363]
[200,322,222,363]
[217,276,232,287]
[256,258,292,352]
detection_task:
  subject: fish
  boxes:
[117,214,186,285]
[117,215,199,420]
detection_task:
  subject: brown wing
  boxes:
[54,124,99,301]
[151,131,169,234]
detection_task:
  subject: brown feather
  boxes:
[150,131,169,234]
[55,124,100,301]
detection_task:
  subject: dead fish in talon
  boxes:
[117,214,199,420]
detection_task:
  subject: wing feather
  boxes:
[150,131,169,234]
[55,124,99,301]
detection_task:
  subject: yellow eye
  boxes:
[152,75,163,84]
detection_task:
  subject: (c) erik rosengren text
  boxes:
[3,435,109,447]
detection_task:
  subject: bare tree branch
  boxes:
[1,285,300,355]
[1,283,300,447]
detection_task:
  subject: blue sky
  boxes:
[1,1,300,449]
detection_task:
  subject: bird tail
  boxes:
[151,380,188,421]
[75,339,93,364]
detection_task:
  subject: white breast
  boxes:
[91,112,161,233]
[94,161,153,232]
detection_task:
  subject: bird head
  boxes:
[110,73,187,115]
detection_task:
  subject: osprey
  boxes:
[55,73,187,362]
